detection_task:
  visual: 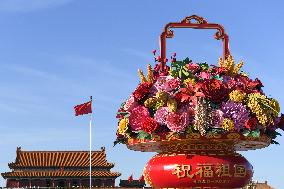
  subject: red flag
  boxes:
[128,174,133,182]
[74,100,92,116]
[139,175,144,182]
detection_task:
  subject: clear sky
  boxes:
[0,0,284,188]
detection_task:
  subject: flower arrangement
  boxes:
[115,53,283,146]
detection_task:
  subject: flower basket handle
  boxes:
[159,15,231,72]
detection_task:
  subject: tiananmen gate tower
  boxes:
[1,147,121,188]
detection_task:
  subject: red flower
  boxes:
[186,63,200,74]
[199,79,229,104]
[248,78,263,90]
[133,82,152,101]
[211,65,226,75]
[227,75,263,94]
[245,118,258,130]
[174,88,194,104]
[142,117,159,134]
[153,64,170,78]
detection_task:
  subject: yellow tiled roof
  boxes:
[9,147,114,168]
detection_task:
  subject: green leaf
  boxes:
[211,74,223,81]
[116,111,130,119]
[182,69,190,76]
[120,102,126,108]
[198,62,209,70]
[137,130,152,140]
[275,131,282,136]
[258,100,279,115]
[179,69,182,78]
[116,112,128,115]
[209,128,226,134]
[271,140,280,145]
[113,138,127,147]
[250,129,260,138]
[242,129,250,137]
[124,114,130,118]
[170,58,193,80]
[210,102,219,109]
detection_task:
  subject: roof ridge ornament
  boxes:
[16,146,21,152]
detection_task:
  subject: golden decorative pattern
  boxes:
[127,132,271,153]
[227,133,241,139]
[186,133,201,139]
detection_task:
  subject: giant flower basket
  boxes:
[115,15,284,189]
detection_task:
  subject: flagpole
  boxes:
[89,96,93,189]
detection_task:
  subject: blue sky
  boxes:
[0,0,284,188]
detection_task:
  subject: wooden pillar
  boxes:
[16,179,20,188]
[29,179,32,188]
[101,178,105,187]
[6,179,10,188]
[52,179,55,188]
[111,179,115,187]
[68,179,71,188]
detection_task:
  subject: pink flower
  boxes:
[129,106,150,131]
[124,96,138,112]
[166,112,190,132]
[154,107,170,125]
[199,72,211,79]
[154,76,181,92]
[186,63,200,73]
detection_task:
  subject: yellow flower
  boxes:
[221,118,235,131]
[138,69,147,83]
[144,98,157,108]
[118,118,129,135]
[229,90,246,102]
[156,91,168,103]
[167,98,177,112]
[183,78,196,87]
[138,65,154,83]
[240,71,249,77]
[218,55,244,76]
[147,64,154,83]
[269,98,280,116]
[246,93,275,126]
[153,101,165,110]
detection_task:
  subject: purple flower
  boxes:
[211,109,224,128]
[221,101,250,131]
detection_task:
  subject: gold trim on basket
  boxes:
[127,132,271,153]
